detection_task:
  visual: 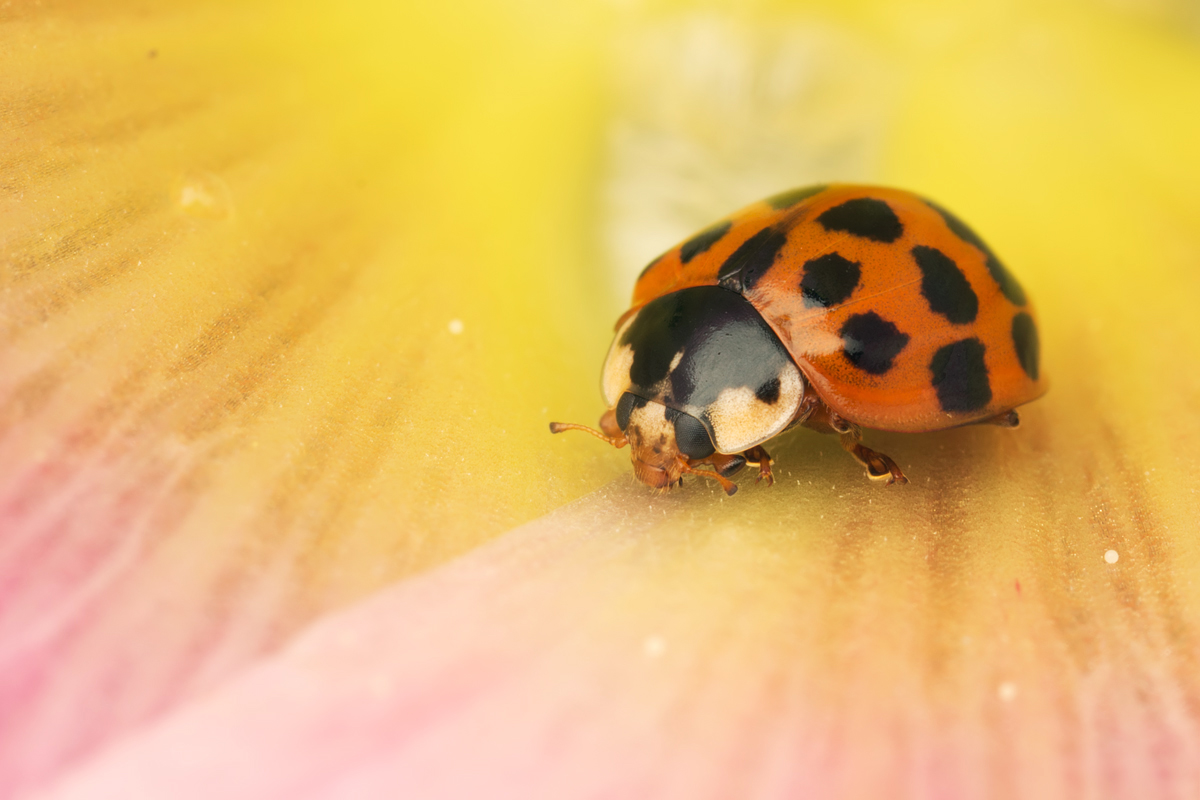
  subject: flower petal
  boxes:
[1,2,615,793]
[4,1,1200,798]
[32,465,1200,798]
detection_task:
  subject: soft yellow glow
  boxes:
[4,0,1200,795]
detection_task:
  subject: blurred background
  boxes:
[3,0,1200,797]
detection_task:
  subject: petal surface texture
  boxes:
[3,1,1200,799]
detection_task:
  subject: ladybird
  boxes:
[551,184,1046,495]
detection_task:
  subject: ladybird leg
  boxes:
[741,445,774,486]
[975,410,1020,428]
[838,427,908,486]
[706,453,747,478]
[678,459,739,496]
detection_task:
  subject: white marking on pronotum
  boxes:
[601,311,640,406]
[602,343,636,407]
[706,363,804,452]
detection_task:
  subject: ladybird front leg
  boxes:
[705,452,748,478]
[741,445,774,486]
[838,426,908,486]
[678,457,739,496]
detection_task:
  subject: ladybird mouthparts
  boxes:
[632,459,675,490]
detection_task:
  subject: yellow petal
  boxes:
[4,0,1200,796]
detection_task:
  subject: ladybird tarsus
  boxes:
[838,429,908,486]
[742,445,774,486]
[978,410,1020,428]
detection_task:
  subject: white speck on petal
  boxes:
[175,170,234,220]
[1105,549,1119,564]
[998,681,1018,702]
[448,319,464,335]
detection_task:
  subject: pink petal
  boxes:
[31,477,1200,799]
[6,2,1200,798]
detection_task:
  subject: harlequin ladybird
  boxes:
[551,185,1045,495]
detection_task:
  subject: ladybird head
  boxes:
[612,392,704,490]
[620,397,686,490]
[549,391,737,495]
[554,285,806,497]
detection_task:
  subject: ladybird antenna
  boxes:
[680,462,738,496]
[548,421,627,449]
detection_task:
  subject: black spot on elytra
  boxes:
[841,312,910,375]
[755,376,781,404]
[816,198,903,243]
[924,200,1027,306]
[986,258,1027,307]
[668,408,715,458]
[717,227,789,292]
[800,252,861,308]
[1011,312,1040,381]
[930,338,992,412]
[680,220,733,264]
[765,185,827,210]
[615,392,648,431]
[911,245,978,324]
